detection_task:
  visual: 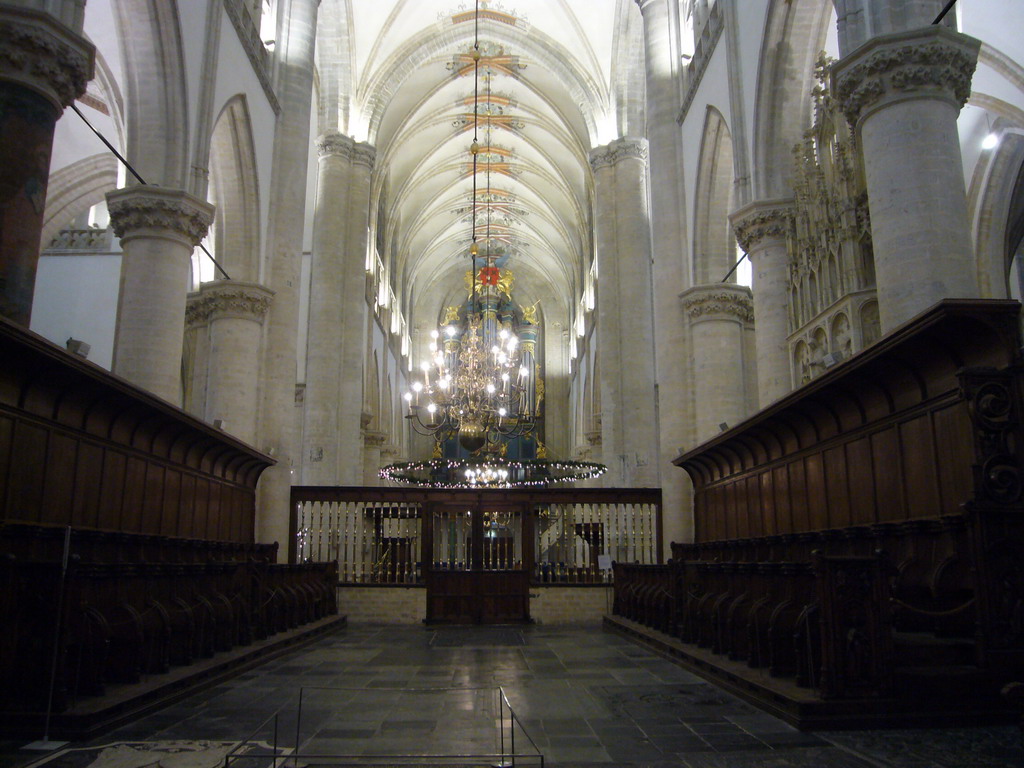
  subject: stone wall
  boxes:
[335,585,613,624]
[529,586,613,624]
[337,586,426,623]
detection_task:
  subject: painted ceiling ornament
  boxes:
[381,0,604,487]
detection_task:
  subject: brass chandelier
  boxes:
[401,0,537,455]
[383,0,606,488]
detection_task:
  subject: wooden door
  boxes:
[425,501,532,624]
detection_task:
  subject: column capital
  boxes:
[362,429,388,448]
[633,0,663,14]
[589,136,648,171]
[0,6,94,110]
[107,185,214,246]
[832,26,980,129]
[729,198,795,252]
[186,280,274,327]
[315,130,376,168]
[679,284,754,324]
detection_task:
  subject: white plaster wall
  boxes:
[736,0,772,204]
[680,46,732,281]
[211,6,279,258]
[179,0,212,167]
[960,0,1024,70]
[50,0,124,178]
[31,253,121,369]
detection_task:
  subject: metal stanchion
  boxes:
[23,526,72,751]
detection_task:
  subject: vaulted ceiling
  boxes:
[315,0,645,341]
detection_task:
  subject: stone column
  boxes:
[257,0,320,550]
[107,186,214,403]
[833,26,980,331]
[186,280,273,444]
[362,430,387,486]
[635,0,691,551]
[730,199,795,406]
[302,132,374,485]
[0,5,93,324]
[590,137,659,488]
[680,285,754,443]
[338,142,375,485]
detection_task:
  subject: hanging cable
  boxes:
[720,252,748,283]
[69,103,232,280]
[932,0,958,24]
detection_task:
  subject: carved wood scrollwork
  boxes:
[960,368,1022,504]
[814,554,894,700]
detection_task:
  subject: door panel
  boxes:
[425,502,531,624]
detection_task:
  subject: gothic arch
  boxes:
[692,106,736,284]
[41,154,119,250]
[208,95,261,281]
[111,0,190,187]
[750,0,833,199]
[358,19,607,149]
[366,349,381,430]
[314,0,353,135]
[610,0,645,138]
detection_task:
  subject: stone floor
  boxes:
[3,623,1023,768]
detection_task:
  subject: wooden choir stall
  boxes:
[0,318,341,737]
[609,299,1024,728]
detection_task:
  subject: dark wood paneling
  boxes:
[426,570,530,624]
[8,422,47,521]
[933,402,974,516]
[870,429,902,520]
[162,470,182,536]
[754,472,770,537]
[143,461,165,531]
[0,416,11,500]
[900,415,940,520]
[179,474,197,538]
[824,446,850,529]
[0,317,272,543]
[41,432,77,524]
[73,441,104,528]
[122,457,146,532]
[846,436,875,524]
[99,450,126,530]
[805,454,827,530]
[789,460,809,533]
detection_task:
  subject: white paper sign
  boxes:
[598,554,613,570]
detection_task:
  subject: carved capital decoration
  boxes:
[363,430,388,448]
[960,367,1022,505]
[352,141,376,169]
[0,8,94,110]
[316,131,376,170]
[589,137,648,171]
[680,285,754,324]
[832,26,980,128]
[186,280,274,326]
[106,186,215,246]
[729,199,795,252]
[316,131,352,158]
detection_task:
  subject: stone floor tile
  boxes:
[4,624,1021,768]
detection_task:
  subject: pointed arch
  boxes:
[750,0,832,199]
[41,154,119,250]
[693,106,736,284]
[208,95,261,281]
[112,0,190,187]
